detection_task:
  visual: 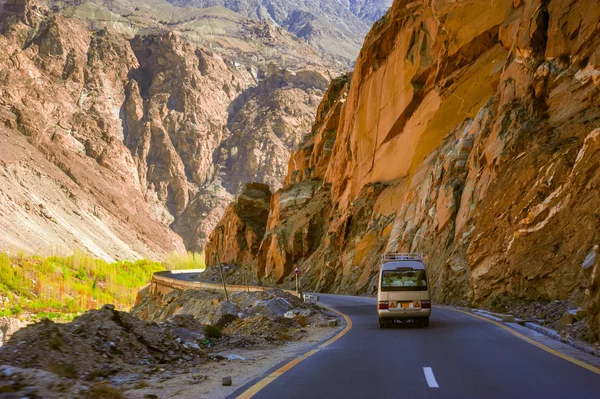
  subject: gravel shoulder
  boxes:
[126,326,340,399]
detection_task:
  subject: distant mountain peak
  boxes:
[164,0,393,65]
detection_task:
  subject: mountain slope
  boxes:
[344,0,393,24]
[0,0,337,256]
[0,4,185,260]
[164,0,392,64]
[206,0,600,341]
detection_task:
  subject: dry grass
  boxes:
[88,383,126,399]
[296,315,310,327]
[163,251,205,271]
[277,332,293,341]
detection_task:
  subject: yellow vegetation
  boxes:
[0,250,204,319]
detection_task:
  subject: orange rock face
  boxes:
[210,0,600,340]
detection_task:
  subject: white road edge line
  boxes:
[424,367,439,388]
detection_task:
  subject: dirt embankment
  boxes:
[0,288,340,398]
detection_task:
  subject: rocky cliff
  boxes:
[204,182,272,268]
[0,0,338,256]
[206,0,600,341]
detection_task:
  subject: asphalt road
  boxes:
[166,272,200,281]
[232,294,600,399]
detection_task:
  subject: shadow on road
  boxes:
[366,315,455,331]
[381,321,427,330]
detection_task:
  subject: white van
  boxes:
[376,253,431,328]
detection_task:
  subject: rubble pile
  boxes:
[0,305,209,379]
[0,306,212,397]
[0,289,340,397]
[133,288,340,345]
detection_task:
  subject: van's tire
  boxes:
[421,318,430,327]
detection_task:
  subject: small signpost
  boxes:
[216,225,229,302]
[293,267,301,296]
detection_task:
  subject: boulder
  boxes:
[254,298,294,317]
[0,317,26,346]
[557,312,576,331]
[211,302,241,328]
[283,309,312,319]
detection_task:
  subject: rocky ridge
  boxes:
[164,0,393,64]
[0,0,337,256]
[206,0,600,341]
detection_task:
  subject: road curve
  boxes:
[231,294,600,399]
[160,271,202,281]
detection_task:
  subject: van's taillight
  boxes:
[378,301,389,310]
[421,300,431,309]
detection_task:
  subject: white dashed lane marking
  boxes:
[424,367,439,388]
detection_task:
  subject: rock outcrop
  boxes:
[205,183,272,267]
[207,0,600,341]
[0,317,27,346]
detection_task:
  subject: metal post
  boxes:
[246,266,250,292]
[295,274,298,296]
[216,226,229,302]
[242,264,246,291]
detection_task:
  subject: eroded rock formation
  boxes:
[205,183,272,267]
[206,0,600,340]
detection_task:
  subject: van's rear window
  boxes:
[381,270,427,291]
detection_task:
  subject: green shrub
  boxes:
[204,324,223,339]
[9,304,22,316]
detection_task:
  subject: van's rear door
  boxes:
[387,291,424,311]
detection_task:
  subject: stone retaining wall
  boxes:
[150,271,299,297]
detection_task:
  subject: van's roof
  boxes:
[381,261,426,271]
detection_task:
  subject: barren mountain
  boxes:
[344,0,393,24]
[164,0,393,64]
[206,0,600,341]
[0,0,340,257]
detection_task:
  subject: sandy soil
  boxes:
[125,327,339,399]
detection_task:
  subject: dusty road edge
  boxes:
[443,306,600,375]
[230,306,353,399]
